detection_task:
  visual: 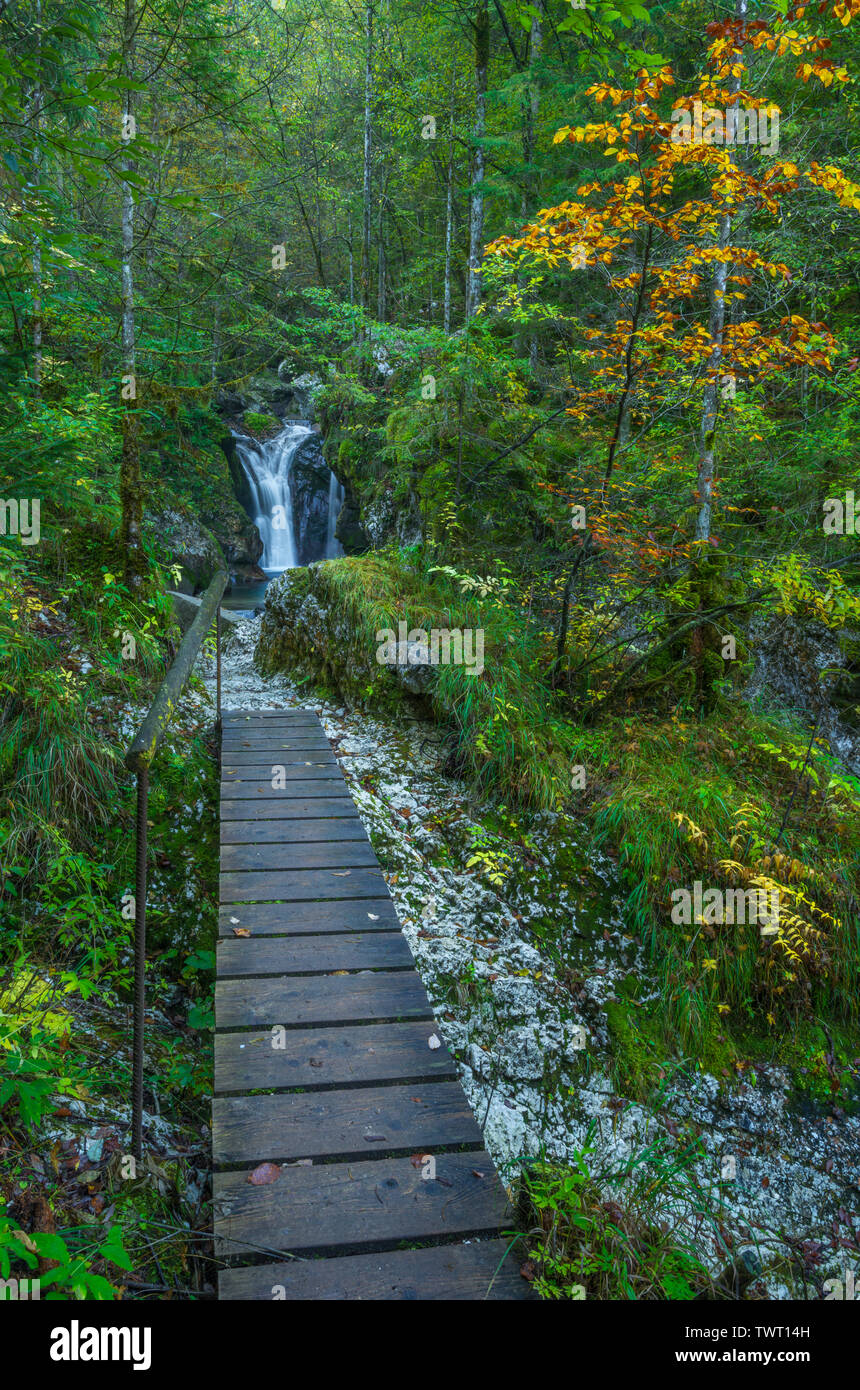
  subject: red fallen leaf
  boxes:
[410,1153,431,1168]
[602,930,611,942]
[52,1107,72,1118]
[761,1176,770,1189]
[398,808,412,819]
[472,1170,485,1179]
[232,927,251,937]
[520,1259,537,1282]
[91,1194,104,1214]
[247,1162,280,1185]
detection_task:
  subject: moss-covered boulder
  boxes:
[256,557,432,708]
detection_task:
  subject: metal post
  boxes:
[131,766,149,1164]
[216,605,222,729]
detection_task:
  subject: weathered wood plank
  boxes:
[221,797,358,822]
[218,1240,532,1301]
[218,898,398,936]
[222,748,336,766]
[222,709,323,721]
[220,818,369,846]
[221,841,378,873]
[219,778,350,801]
[221,736,332,752]
[221,764,344,783]
[215,970,433,1028]
[216,932,412,977]
[212,1151,513,1257]
[213,1082,482,1165]
[222,718,325,731]
[214,1021,456,1093]
[219,866,387,903]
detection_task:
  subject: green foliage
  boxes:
[517,1126,713,1301]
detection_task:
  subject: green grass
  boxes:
[258,546,580,807]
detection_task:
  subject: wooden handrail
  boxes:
[124,567,227,1161]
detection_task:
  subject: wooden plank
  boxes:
[222,748,336,766]
[213,1151,513,1257]
[221,797,358,822]
[218,898,399,936]
[219,866,387,903]
[220,818,369,846]
[222,718,324,731]
[218,1240,532,1301]
[223,711,325,722]
[221,841,378,873]
[214,1021,456,1094]
[216,932,413,977]
[213,1082,482,1165]
[219,779,350,801]
[221,765,344,783]
[221,736,331,750]
[222,710,323,721]
[215,970,432,1028]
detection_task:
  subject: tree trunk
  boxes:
[520,0,542,368]
[31,0,43,392]
[377,174,387,322]
[444,67,456,334]
[119,0,143,586]
[695,0,747,543]
[466,0,489,321]
[361,0,374,314]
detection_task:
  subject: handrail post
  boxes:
[131,765,149,1164]
[216,604,222,729]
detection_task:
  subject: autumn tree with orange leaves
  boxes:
[489,0,860,556]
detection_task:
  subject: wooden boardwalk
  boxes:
[213,708,531,1300]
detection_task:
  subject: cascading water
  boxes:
[326,472,345,559]
[232,423,343,572]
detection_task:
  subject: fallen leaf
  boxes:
[331,871,351,877]
[520,1259,537,1282]
[247,1162,280,1185]
[232,927,250,937]
[428,1034,441,1050]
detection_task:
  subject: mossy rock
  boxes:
[243,410,281,435]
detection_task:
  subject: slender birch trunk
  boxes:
[119,0,143,585]
[31,0,43,392]
[466,0,489,321]
[361,0,374,315]
[695,0,747,543]
[443,67,455,334]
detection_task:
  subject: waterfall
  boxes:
[326,473,345,559]
[232,424,343,571]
